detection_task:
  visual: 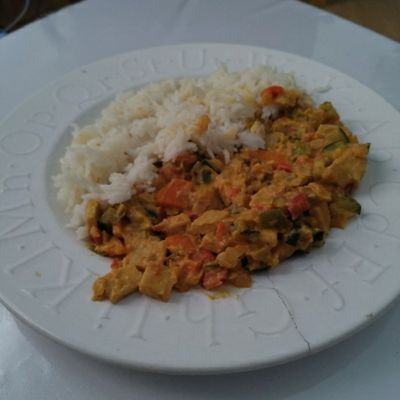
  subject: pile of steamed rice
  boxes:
[53,66,299,238]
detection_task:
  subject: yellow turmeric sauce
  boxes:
[207,289,231,300]
[87,86,369,303]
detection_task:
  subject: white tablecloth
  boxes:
[1,1,400,398]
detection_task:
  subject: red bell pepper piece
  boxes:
[155,178,193,209]
[287,192,310,219]
[201,268,228,290]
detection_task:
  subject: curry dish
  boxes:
[88,86,369,303]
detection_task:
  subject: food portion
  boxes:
[54,66,368,303]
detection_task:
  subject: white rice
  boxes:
[53,65,298,233]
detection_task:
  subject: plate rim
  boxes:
[1,42,400,374]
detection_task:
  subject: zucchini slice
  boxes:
[259,209,291,230]
[336,196,361,215]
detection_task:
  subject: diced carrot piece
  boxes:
[155,178,193,209]
[173,152,197,168]
[263,85,285,97]
[191,249,216,266]
[159,166,184,181]
[175,259,203,292]
[201,268,228,290]
[110,259,122,270]
[276,162,293,172]
[287,192,310,219]
[215,221,227,241]
[252,150,289,166]
[164,234,196,254]
[261,85,285,105]
[225,186,240,200]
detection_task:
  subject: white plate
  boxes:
[0,43,399,375]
